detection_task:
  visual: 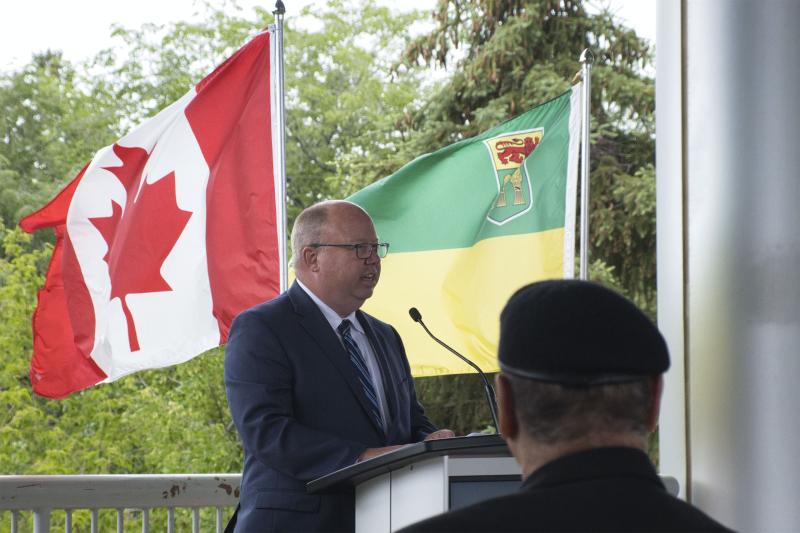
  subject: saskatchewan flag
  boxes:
[350,85,582,376]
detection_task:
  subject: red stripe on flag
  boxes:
[20,167,106,398]
[187,31,280,341]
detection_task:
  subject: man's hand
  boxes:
[424,429,456,441]
[357,444,407,462]
[357,430,455,462]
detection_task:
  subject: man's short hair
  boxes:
[507,375,653,444]
[290,200,374,268]
[290,203,331,269]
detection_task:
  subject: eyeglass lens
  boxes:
[356,243,389,259]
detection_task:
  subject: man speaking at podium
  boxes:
[225,200,453,532]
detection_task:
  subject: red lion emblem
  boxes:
[495,136,539,165]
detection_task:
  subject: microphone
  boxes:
[408,307,500,433]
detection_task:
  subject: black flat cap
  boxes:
[499,280,669,386]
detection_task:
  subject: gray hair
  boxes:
[290,202,331,269]
[506,375,653,444]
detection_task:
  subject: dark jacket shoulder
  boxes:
[399,447,733,533]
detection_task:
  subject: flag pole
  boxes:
[578,48,593,281]
[272,0,289,292]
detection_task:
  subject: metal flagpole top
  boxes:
[273,0,285,16]
[579,48,595,64]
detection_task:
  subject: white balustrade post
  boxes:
[33,508,50,533]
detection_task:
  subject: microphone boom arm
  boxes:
[412,313,500,433]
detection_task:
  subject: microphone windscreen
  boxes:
[408,307,422,322]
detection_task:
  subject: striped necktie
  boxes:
[338,319,383,431]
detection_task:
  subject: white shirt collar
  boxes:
[296,279,363,334]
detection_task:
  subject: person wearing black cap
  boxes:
[399,280,732,532]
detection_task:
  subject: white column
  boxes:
[658,0,800,530]
[655,0,687,500]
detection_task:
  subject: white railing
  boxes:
[0,474,241,533]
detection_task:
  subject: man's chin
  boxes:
[356,286,376,303]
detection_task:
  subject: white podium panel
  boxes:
[354,474,390,533]
[390,458,448,531]
[349,443,521,533]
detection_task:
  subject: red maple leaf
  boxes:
[90,143,192,351]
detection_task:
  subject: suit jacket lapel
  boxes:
[289,283,386,438]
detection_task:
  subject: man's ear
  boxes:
[302,246,319,272]
[647,374,664,432]
[496,373,519,439]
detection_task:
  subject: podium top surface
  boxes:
[307,434,509,493]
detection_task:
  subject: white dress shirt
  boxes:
[296,280,389,432]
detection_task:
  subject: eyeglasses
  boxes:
[310,242,390,259]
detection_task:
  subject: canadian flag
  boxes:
[20,31,282,399]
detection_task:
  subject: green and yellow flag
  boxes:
[351,85,582,376]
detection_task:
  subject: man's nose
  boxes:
[364,248,380,264]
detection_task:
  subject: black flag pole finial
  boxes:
[274,0,285,16]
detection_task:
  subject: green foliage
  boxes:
[591,162,656,315]
[89,7,261,126]
[0,52,119,231]
[282,0,425,219]
[414,374,498,435]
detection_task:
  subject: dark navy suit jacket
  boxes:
[225,282,437,532]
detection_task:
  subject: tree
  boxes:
[0,52,119,231]
[398,0,656,313]
[89,9,259,127]
[282,0,425,220]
